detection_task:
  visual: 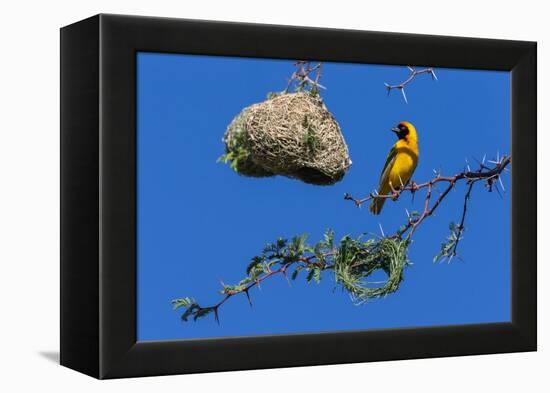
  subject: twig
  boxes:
[175,154,510,323]
[344,155,510,209]
[451,182,474,257]
[384,66,437,103]
[345,154,509,244]
[284,61,326,94]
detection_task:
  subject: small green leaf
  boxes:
[181,304,200,322]
[246,256,263,275]
[306,268,315,283]
[313,268,322,283]
[193,307,214,321]
[171,297,194,310]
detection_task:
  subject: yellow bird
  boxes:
[369,121,419,215]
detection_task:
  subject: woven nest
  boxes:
[222,92,352,185]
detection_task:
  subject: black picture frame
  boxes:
[60,14,537,379]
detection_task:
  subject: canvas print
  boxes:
[137,53,510,341]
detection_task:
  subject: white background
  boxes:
[0,0,546,390]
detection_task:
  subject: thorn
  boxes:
[304,76,326,89]
[472,156,487,170]
[430,69,438,81]
[214,308,220,325]
[244,289,253,307]
[498,176,506,192]
[482,153,487,165]
[378,223,386,237]
[407,66,415,72]
[282,270,292,287]
[401,87,408,103]
[398,174,405,188]
[494,185,503,199]
[405,208,410,218]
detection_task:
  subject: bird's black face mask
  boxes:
[391,123,409,140]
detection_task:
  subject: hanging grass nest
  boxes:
[220,92,352,185]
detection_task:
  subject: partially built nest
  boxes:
[221,92,352,185]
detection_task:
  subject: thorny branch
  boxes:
[384,66,437,103]
[173,238,339,324]
[174,63,508,324]
[173,154,510,324]
[344,154,510,243]
[284,61,326,94]
[449,182,474,258]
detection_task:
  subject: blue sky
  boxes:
[137,53,510,341]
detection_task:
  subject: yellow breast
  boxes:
[389,144,418,188]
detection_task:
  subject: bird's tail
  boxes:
[369,198,385,215]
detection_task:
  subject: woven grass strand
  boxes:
[223,92,352,185]
[334,237,409,303]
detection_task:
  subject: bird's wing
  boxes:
[378,145,397,187]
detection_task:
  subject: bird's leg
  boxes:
[398,175,405,190]
[389,182,400,201]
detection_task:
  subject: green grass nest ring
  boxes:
[221,92,352,185]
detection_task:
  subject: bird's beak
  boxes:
[391,127,400,134]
